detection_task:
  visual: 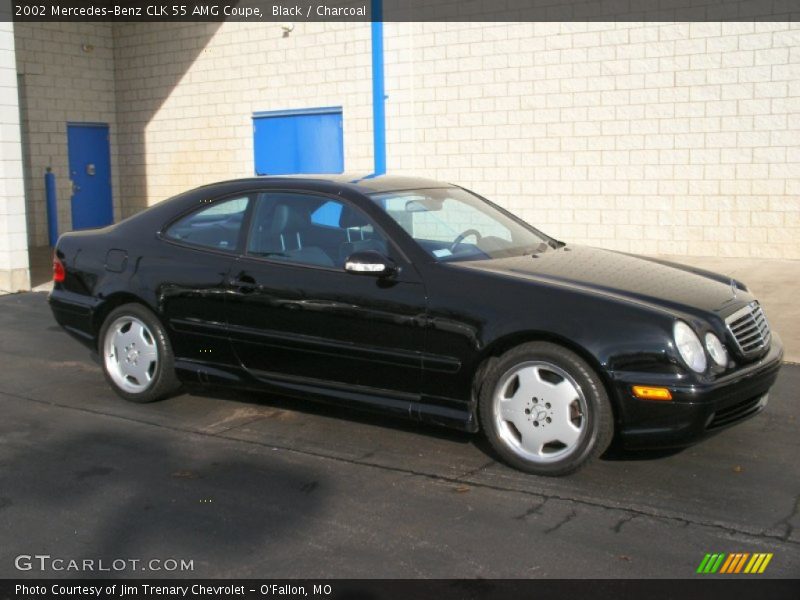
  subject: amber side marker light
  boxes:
[53,256,65,283]
[632,386,673,401]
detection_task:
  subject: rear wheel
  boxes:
[479,342,613,476]
[99,303,180,403]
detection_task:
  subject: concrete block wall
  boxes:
[14,21,119,247]
[0,14,30,291]
[384,22,800,259]
[113,21,374,217]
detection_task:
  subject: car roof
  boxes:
[205,174,455,195]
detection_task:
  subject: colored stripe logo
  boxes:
[696,553,773,574]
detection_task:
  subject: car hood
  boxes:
[451,245,747,316]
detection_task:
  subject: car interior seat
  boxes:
[251,202,335,267]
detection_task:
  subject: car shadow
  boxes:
[601,443,687,461]
[183,384,689,467]
[184,383,476,447]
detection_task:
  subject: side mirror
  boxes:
[344,250,397,278]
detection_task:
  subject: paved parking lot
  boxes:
[0,292,798,578]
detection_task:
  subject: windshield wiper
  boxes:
[529,242,551,255]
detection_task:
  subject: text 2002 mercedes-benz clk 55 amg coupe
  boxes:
[49,175,783,475]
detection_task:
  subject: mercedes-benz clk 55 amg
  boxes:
[49,175,782,475]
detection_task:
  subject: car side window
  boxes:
[246,192,389,269]
[165,196,250,251]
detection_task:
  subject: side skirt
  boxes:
[174,359,477,432]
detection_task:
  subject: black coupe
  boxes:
[49,175,783,475]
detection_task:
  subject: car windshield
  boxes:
[369,187,553,262]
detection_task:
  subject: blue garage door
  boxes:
[253,107,344,175]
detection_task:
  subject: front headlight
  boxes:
[705,332,728,367]
[674,321,707,373]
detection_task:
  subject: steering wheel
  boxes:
[449,228,482,252]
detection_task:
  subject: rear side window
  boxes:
[165,196,250,251]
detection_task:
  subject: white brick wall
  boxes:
[113,21,374,217]
[0,8,30,291]
[384,22,800,259]
[13,21,118,247]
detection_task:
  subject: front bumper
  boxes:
[612,333,784,448]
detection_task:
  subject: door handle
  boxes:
[229,273,258,293]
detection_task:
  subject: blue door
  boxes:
[67,123,113,230]
[253,107,344,175]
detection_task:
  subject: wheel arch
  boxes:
[92,292,161,350]
[473,330,620,426]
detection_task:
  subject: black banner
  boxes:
[2,579,800,600]
[6,0,800,22]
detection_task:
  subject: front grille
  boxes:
[707,394,766,430]
[725,301,771,357]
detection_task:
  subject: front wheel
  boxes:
[478,342,614,476]
[99,303,180,403]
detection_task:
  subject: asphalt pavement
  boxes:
[0,292,798,579]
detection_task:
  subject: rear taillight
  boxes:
[53,256,65,283]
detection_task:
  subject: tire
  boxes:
[98,303,181,403]
[478,342,613,476]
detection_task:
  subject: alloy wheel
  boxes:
[492,361,588,463]
[103,315,159,393]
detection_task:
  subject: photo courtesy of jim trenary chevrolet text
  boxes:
[0,0,798,598]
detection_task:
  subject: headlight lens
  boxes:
[673,321,707,373]
[705,332,728,367]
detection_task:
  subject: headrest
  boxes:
[269,204,307,235]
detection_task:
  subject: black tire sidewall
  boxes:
[478,342,614,476]
[98,303,179,403]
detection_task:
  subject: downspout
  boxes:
[370,0,386,176]
[45,168,58,246]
